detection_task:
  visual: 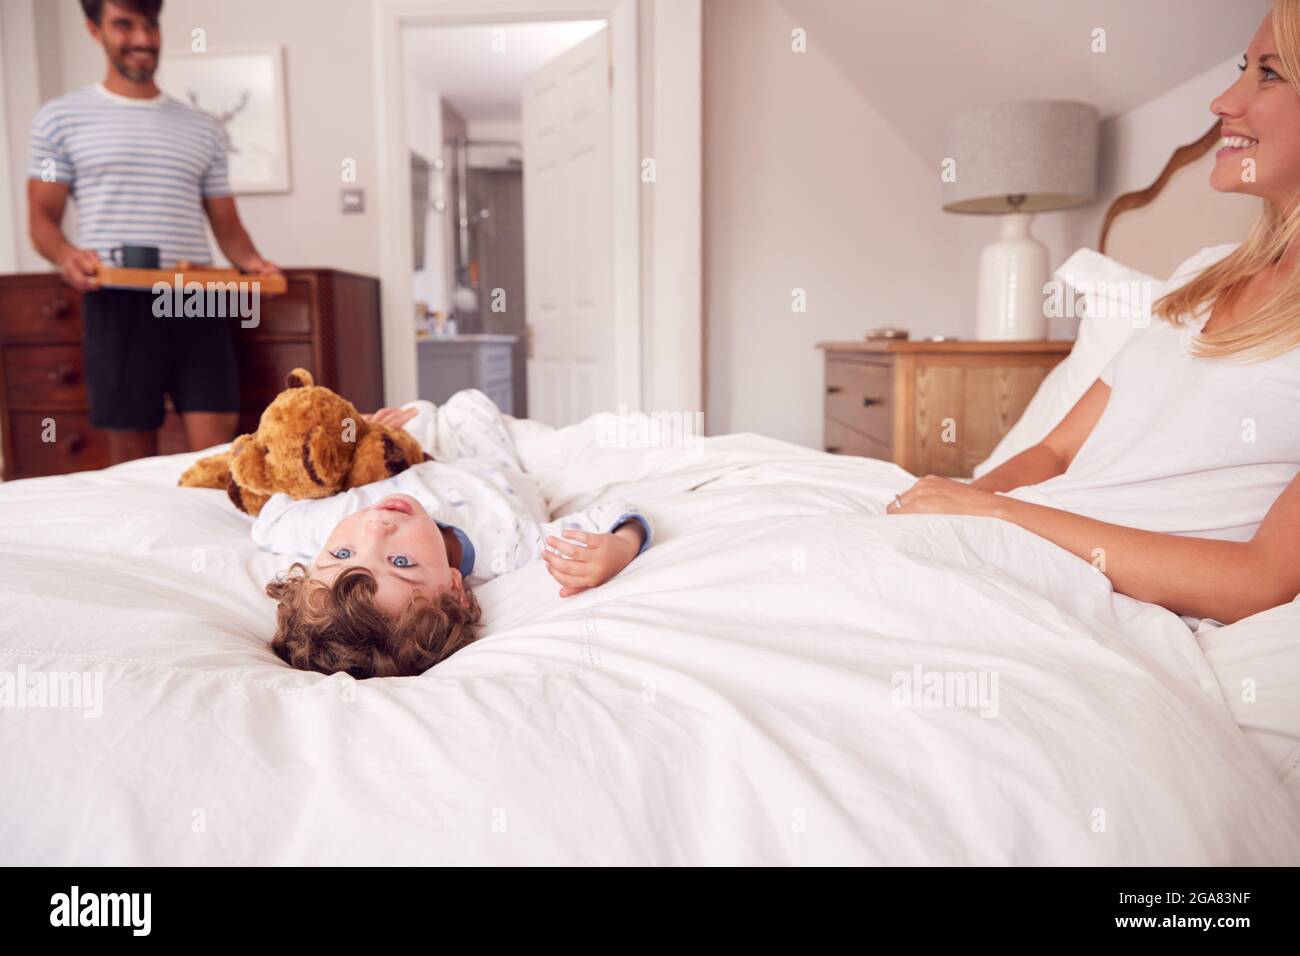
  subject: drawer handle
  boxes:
[863,396,883,407]
[41,296,71,320]
[826,386,842,395]
[48,363,79,385]
[825,445,841,453]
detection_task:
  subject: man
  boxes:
[27,0,280,463]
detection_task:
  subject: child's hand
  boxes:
[542,525,644,598]
[364,406,418,430]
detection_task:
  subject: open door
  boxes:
[522,27,613,427]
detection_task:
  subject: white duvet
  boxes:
[1,412,1297,865]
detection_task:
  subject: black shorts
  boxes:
[82,288,240,431]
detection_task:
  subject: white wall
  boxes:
[2,0,65,272]
[24,0,384,276]
[0,1,18,272]
[702,0,1248,446]
[1063,55,1242,257]
[466,118,521,142]
[703,0,962,446]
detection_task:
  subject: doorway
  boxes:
[373,0,700,425]
[404,19,607,422]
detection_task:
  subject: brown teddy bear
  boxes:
[178,367,430,516]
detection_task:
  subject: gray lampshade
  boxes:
[942,100,1099,214]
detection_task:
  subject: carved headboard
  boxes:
[1099,121,1262,278]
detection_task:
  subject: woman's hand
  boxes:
[364,406,418,430]
[886,474,1004,518]
[542,526,643,597]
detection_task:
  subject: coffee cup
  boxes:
[109,244,161,269]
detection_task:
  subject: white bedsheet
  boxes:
[1,414,1296,865]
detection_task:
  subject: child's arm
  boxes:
[534,499,652,597]
[393,390,518,463]
[364,406,420,431]
[361,401,441,456]
[542,523,646,597]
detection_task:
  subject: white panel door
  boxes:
[522,28,613,427]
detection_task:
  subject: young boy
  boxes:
[252,390,651,679]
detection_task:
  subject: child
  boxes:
[252,389,651,679]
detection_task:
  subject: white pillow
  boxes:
[972,244,1239,477]
[1196,598,1300,785]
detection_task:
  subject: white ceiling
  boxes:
[775,0,1272,160]
[404,20,606,122]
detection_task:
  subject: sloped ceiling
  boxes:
[774,0,1272,160]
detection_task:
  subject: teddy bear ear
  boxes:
[284,368,315,389]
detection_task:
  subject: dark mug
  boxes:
[109,244,161,269]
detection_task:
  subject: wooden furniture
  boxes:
[417,333,517,415]
[817,340,1072,478]
[0,268,382,480]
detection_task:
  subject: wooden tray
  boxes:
[94,264,287,295]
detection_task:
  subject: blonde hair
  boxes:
[1154,0,1300,362]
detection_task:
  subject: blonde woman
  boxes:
[888,0,1300,625]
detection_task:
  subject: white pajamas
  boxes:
[250,390,651,584]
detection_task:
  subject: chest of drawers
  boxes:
[0,268,384,480]
[818,340,1072,477]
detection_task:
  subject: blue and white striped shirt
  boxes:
[28,83,231,267]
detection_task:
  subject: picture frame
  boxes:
[157,44,292,194]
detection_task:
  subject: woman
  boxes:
[888,0,1300,626]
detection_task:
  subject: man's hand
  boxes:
[886,474,1004,518]
[57,247,101,292]
[240,255,282,277]
[363,406,418,430]
[542,525,644,598]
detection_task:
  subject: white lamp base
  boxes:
[976,213,1049,340]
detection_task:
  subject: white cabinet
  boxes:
[417,334,518,415]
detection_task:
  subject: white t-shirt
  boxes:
[250,390,651,584]
[1006,249,1300,542]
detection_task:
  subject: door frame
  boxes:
[371,0,652,411]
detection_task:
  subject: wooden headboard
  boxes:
[1098,121,1262,278]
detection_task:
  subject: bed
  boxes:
[4,115,1298,866]
[1,406,1297,865]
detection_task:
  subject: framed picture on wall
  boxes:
[158,45,291,194]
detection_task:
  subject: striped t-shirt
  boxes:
[27,83,231,267]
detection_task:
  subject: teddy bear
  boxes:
[178,367,430,516]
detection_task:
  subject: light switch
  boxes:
[341,188,365,213]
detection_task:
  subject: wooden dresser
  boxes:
[0,268,383,480]
[818,340,1072,478]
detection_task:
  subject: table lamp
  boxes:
[943,100,1099,339]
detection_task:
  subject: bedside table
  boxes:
[816,339,1073,477]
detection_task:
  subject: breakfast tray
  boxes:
[93,263,287,295]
